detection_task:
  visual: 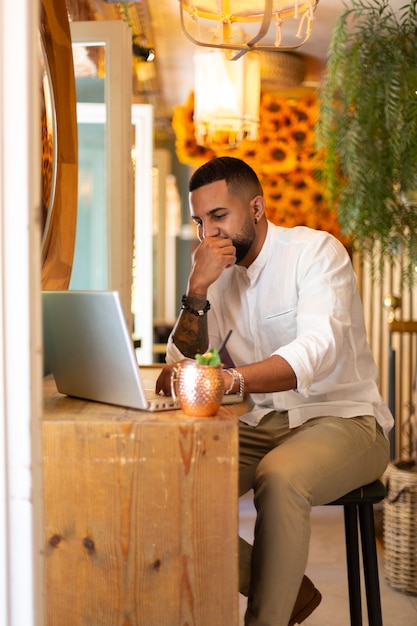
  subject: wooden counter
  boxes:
[43,373,239,626]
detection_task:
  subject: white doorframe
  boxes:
[0,1,44,625]
[70,21,133,326]
[132,104,154,364]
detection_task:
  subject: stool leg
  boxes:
[358,504,383,626]
[343,504,363,626]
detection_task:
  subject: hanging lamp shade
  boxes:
[180,0,319,59]
[193,50,260,147]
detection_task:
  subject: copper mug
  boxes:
[170,360,224,417]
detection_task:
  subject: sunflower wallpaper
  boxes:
[172,88,350,247]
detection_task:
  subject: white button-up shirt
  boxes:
[167,223,394,436]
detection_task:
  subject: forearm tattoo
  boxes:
[173,311,209,358]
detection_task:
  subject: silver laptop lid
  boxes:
[42,290,149,410]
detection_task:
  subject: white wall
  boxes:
[0,1,44,625]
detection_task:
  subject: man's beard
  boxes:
[233,218,256,264]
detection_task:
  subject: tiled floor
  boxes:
[238,492,417,625]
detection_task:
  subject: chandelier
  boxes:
[179,0,319,60]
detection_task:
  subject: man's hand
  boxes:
[155,361,185,396]
[168,238,235,360]
[189,237,236,294]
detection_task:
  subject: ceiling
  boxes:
[148,0,343,115]
[67,1,405,129]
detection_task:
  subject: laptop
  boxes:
[42,290,242,412]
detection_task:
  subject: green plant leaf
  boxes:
[194,348,221,366]
[316,0,417,286]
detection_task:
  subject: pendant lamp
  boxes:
[193,49,260,147]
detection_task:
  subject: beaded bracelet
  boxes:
[181,294,211,316]
[225,368,245,396]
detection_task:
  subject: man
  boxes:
[156,156,393,626]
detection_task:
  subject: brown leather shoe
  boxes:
[288,575,322,625]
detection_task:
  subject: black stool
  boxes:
[327,479,386,626]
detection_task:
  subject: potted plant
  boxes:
[316,0,417,284]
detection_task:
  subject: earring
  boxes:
[254,218,258,224]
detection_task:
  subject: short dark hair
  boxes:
[189,156,263,199]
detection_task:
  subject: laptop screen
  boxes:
[42,290,150,409]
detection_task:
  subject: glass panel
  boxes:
[70,44,107,290]
[69,20,133,329]
[70,111,106,289]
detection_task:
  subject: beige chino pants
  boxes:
[238,412,390,626]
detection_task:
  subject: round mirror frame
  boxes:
[40,0,78,290]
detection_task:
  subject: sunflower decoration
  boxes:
[293,93,318,125]
[296,145,325,172]
[172,92,216,167]
[172,89,349,245]
[261,138,298,175]
[260,175,286,203]
[262,169,351,246]
[263,171,308,227]
[261,95,298,138]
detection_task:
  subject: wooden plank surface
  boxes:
[43,375,239,626]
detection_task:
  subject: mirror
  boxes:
[40,0,78,290]
[40,33,56,249]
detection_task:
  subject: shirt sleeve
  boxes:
[274,234,357,398]
[165,335,186,364]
